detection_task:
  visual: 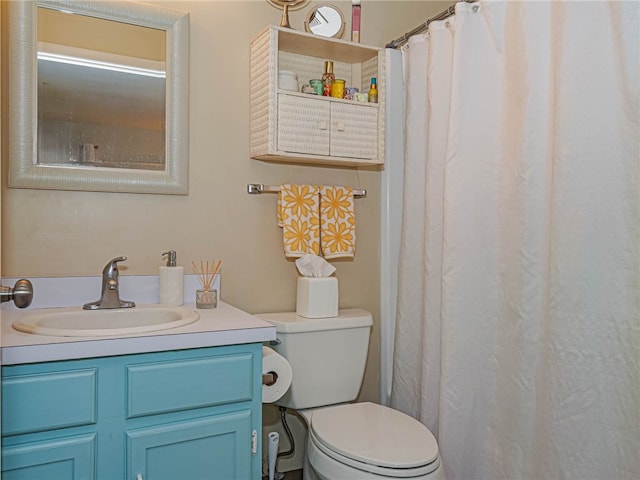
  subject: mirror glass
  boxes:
[8,1,189,194]
[37,7,166,171]
[304,5,345,38]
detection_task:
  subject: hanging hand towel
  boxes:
[278,184,320,258]
[320,186,356,259]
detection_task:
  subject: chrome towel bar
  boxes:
[247,183,366,197]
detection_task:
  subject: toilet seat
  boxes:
[308,402,441,477]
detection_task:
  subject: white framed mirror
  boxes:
[7,0,190,195]
[304,5,345,39]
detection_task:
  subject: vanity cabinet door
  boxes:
[126,410,253,480]
[1,433,97,480]
[277,94,330,156]
[329,102,379,160]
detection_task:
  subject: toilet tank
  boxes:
[256,309,373,410]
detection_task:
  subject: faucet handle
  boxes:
[103,256,127,277]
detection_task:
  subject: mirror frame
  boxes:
[7,0,190,195]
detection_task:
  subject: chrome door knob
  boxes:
[0,279,34,308]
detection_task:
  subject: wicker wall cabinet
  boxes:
[250,26,385,167]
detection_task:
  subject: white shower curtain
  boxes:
[391,1,639,479]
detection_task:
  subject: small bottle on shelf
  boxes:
[368,77,378,103]
[322,60,335,97]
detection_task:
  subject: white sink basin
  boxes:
[12,305,200,337]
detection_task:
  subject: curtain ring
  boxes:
[472,4,479,13]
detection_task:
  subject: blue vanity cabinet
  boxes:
[1,343,263,480]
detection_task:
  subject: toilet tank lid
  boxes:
[255,309,372,333]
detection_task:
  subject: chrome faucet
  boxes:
[83,257,135,310]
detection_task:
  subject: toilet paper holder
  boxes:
[263,339,281,386]
[262,372,278,386]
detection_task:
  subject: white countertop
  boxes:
[1,301,276,365]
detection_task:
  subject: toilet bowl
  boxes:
[301,403,445,479]
[257,310,446,480]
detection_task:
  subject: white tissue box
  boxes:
[296,277,338,318]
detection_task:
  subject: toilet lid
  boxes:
[310,402,439,469]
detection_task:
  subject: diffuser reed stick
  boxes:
[192,259,222,290]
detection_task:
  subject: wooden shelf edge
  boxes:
[251,153,384,168]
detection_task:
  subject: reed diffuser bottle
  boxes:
[192,259,221,309]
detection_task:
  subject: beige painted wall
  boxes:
[1,0,450,472]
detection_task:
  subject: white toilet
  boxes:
[257,309,446,480]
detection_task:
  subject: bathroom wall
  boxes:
[1,0,449,472]
[0,2,3,283]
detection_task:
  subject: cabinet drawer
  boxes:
[277,94,330,156]
[126,353,254,418]
[1,369,97,436]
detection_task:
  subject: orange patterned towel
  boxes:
[320,186,355,259]
[278,184,320,258]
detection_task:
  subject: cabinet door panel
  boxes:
[2,369,97,436]
[127,410,253,480]
[330,102,378,160]
[277,94,330,156]
[1,434,96,480]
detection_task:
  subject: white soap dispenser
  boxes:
[159,250,184,305]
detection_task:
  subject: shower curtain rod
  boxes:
[385,0,476,49]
